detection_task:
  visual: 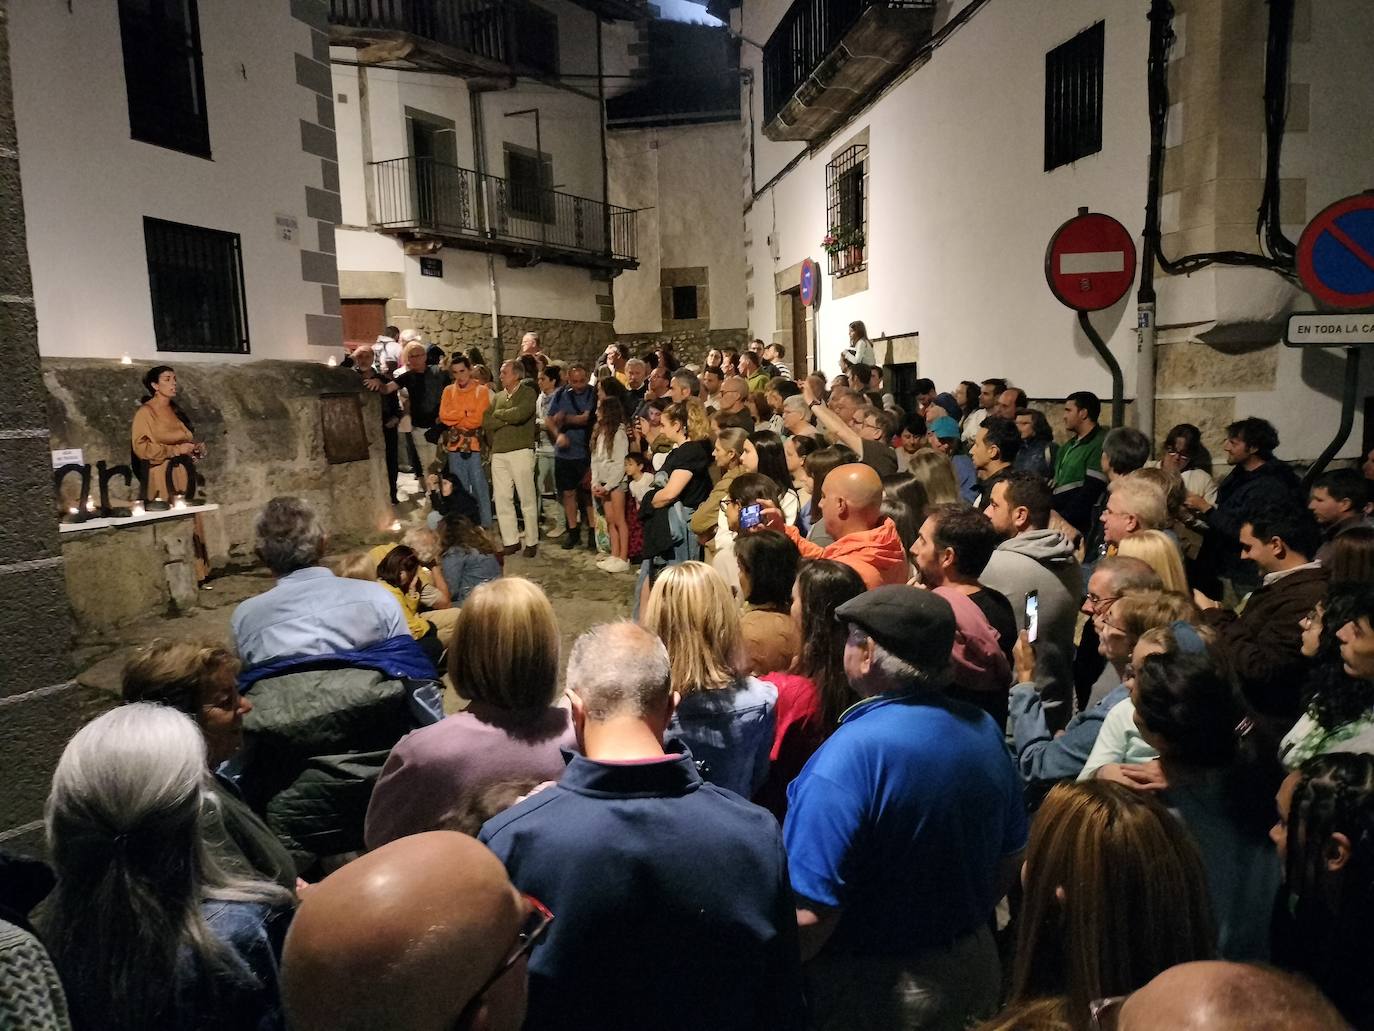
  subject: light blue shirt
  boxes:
[231,567,407,671]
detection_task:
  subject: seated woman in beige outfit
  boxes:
[131,365,203,506]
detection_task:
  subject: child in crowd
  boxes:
[624,451,653,565]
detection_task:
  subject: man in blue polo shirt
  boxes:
[784,585,1027,1031]
[480,622,804,1030]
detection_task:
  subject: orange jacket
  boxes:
[439,382,490,452]
[785,518,909,591]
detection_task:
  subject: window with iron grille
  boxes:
[671,286,699,320]
[143,218,250,354]
[824,144,867,277]
[505,146,555,223]
[1044,21,1104,172]
[512,1,560,76]
[117,0,211,158]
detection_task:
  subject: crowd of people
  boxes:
[5,329,1374,1031]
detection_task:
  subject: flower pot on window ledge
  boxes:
[847,245,863,265]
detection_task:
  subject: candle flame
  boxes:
[119,353,132,365]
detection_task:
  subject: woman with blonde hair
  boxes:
[363,577,574,849]
[905,448,963,507]
[1117,529,1189,593]
[642,562,778,797]
[980,781,1214,1031]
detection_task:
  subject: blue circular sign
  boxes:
[1298,193,1374,310]
[800,259,817,307]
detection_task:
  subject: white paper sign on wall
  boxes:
[52,448,84,468]
[275,213,299,244]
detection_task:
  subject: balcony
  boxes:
[762,0,935,141]
[329,0,546,81]
[371,156,638,272]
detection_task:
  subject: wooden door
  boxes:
[342,299,386,347]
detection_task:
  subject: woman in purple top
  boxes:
[364,578,575,849]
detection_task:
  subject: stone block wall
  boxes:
[615,328,752,368]
[404,308,617,370]
[0,0,81,856]
[43,359,393,630]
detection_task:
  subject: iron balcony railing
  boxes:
[329,0,509,63]
[372,156,638,264]
[761,0,934,124]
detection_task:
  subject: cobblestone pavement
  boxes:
[72,524,635,715]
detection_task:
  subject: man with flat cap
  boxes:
[281,831,540,1031]
[782,585,1028,1031]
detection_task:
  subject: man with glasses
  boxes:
[480,622,803,1030]
[807,395,898,477]
[1072,556,1164,709]
[282,830,540,1031]
[716,376,756,433]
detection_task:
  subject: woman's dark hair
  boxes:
[1017,407,1054,443]
[735,529,799,609]
[1162,423,1204,468]
[727,471,782,508]
[598,375,629,407]
[768,377,801,401]
[593,397,626,455]
[1306,585,1374,732]
[518,354,538,380]
[1329,526,1374,586]
[882,472,930,530]
[748,431,793,500]
[376,544,421,590]
[790,434,820,464]
[804,444,857,524]
[958,381,980,415]
[1134,649,1241,766]
[140,364,195,432]
[795,560,867,729]
[439,515,501,557]
[1281,752,1374,1025]
[879,496,921,557]
[624,451,649,474]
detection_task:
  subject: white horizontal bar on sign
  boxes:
[1059,251,1125,275]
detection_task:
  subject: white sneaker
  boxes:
[604,557,631,573]
[545,525,566,539]
[595,556,617,570]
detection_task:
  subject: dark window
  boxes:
[824,143,867,277]
[505,147,554,223]
[671,286,699,320]
[143,218,250,354]
[117,0,211,158]
[1044,21,1104,172]
[512,1,559,76]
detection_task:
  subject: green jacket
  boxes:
[483,381,538,454]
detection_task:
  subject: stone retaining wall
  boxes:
[405,308,616,370]
[43,358,393,630]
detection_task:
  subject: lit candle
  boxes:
[390,519,402,532]
[172,496,188,511]
[119,353,132,366]
[68,506,78,515]
[131,501,145,516]
[326,355,337,367]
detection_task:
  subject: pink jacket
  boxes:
[933,586,1011,695]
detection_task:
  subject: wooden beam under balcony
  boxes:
[329,0,517,83]
[763,0,936,142]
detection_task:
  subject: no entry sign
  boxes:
[800,258,817,307]
[1045,211,1138,312]
[1297,193,1374,310]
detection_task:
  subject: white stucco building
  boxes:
[10,0,341,363]
[736,0,1374,460]
[328,0,644,359]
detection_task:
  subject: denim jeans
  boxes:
[448,450,492,528]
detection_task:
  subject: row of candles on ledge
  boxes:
[64,495,189,522]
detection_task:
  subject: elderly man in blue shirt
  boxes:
[784,585,1027,1031]
[231,497,419,681]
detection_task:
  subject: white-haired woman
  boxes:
[41,704,293,1031]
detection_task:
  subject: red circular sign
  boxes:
[1296,193,1374,310]
[800,258,817,307]
[1045,211,1138,312]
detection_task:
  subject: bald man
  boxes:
[281,832,535,1031]
[761,463,907,589]
[1118,961,1346,1031]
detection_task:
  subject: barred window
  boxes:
[1044,21,1105,172]
[824,143,867,278]
[117,0,211,158]
[143,218,250,354]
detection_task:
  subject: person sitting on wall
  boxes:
[131,365,205,508]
